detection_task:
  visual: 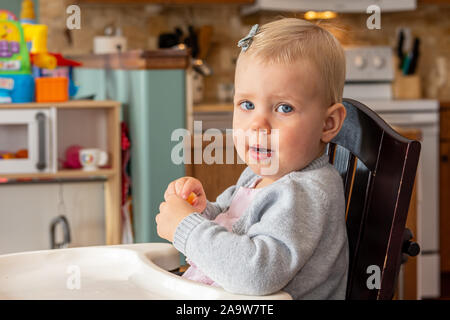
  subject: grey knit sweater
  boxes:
[173,152,349,300]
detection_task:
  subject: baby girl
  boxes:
[156,18,349,300]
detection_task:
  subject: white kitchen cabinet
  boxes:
[0,100,122,251]
[0,182,105,255]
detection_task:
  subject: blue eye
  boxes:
[276,104,293,113]
[239,101,255,110]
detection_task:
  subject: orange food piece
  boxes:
[186,192,197,205]
[2,153,15,159]
[15,149,28,158]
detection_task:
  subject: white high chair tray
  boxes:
[0,243,292,300]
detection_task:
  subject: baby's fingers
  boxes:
[181,178,203,199]
[175,178,188,196]
[164,182,175,201]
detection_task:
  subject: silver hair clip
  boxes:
[237,24,259,52]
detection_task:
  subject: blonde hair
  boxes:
[239,18,346,106]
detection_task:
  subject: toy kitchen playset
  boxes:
[0,5,80,174]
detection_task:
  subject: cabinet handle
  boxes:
[36,112,47,171]
[442,155,449,162]
[50,215,71,249]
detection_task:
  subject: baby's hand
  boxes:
[156,194,196,243]
[164,177,207,213]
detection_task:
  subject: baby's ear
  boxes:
[321,103,347,143]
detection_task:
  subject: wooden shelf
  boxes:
[193,102,233,113]
[418,0,450,4]
[79,0,254,4]
[0,100,120,109]
[0,169,115,180]
[69,49,190,70]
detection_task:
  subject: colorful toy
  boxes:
[35,77,68,102]
[39,53,81,98]
[0,149,28,159]
[2,153,15,159]
[0,10,17,21]
[0,20,31,74]
[61,145,82,169]
[0,73,34,102]
[22,23,56,69]
[22,22,81,99]
[20,0,36,24]
[15,149,28,158]
[0,18,34,103]
[0,6,80,103]
[31,51,57,69]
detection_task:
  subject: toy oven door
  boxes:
[0,109,51,174]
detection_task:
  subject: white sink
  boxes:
[0,243,292,300]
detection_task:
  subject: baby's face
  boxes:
[233,55,328,180]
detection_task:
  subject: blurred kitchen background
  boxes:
[0,0,449,300]
[52,0,449,301]
[40,0,449,102]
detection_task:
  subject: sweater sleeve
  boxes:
[173,179,330,296]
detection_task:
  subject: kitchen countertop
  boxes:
[68,49,190,70]
[440,101,450,110]
[194,102,233,113]
[193,102,424,140]
[194,99,441,113]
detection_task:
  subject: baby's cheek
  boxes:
[278,132,308,165]
[236,146,247,164]
[232,127,247,157]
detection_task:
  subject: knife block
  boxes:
[392,55,422,99]
[393,74,422,99]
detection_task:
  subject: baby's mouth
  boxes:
[250,145,271,153]
[249,145,273,160]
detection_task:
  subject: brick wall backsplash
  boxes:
[41,1,450,101]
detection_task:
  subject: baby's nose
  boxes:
[250,116,271,134]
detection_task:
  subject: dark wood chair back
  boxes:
[328,98,421,300]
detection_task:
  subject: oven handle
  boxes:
[36,112,47,171]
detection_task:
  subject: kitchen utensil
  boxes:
[407,37,420,75]
[397,29,404,69]
[192,58,212,77]
[197,25,213,60]
[184,25,199,58]
[402,52,412,75]
[158,27,183,49]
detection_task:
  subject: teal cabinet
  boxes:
[73,67,186,245]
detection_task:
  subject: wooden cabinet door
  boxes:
[393,127,421,299]
[418,0,450,4]
[185,134,246,201]
[441,141,450,272]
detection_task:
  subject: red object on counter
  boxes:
[61,145,82,169]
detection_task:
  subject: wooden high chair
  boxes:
[328,98,421,300]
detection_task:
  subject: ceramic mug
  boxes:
[79,148,108,171]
